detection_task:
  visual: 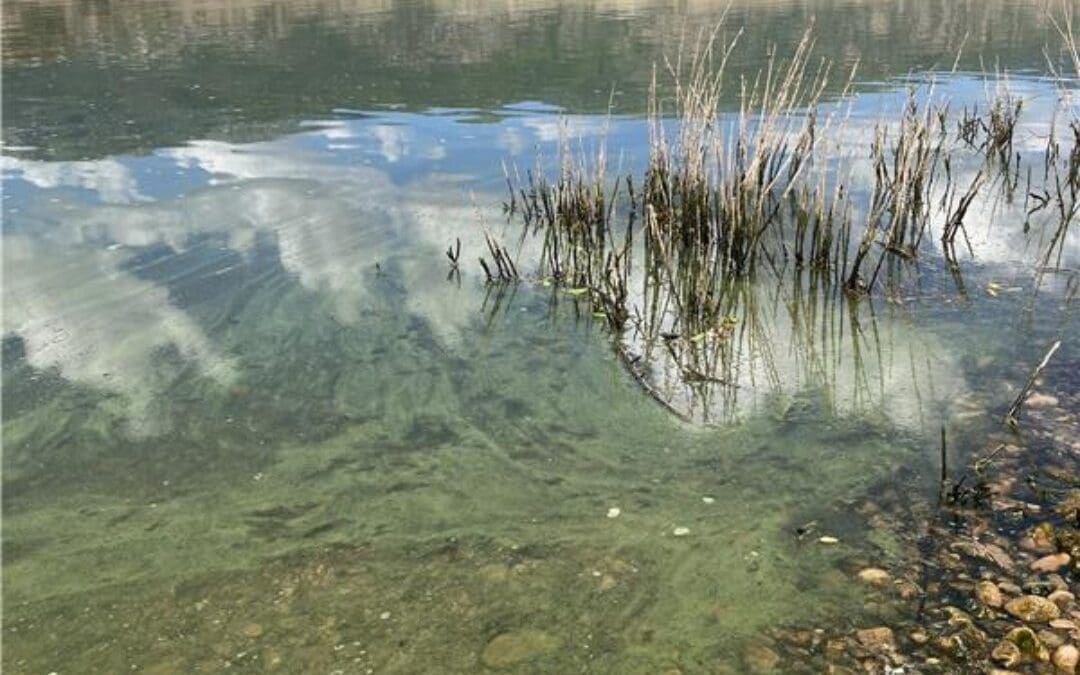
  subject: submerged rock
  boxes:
[1004,626,1050,663]
[1053,644,1079,673]
[991,640,1022,668]
[1049,590,1076,611]
[856,568,890,586]
[482,630,559,669]
[855,627,894,651]
[976,580,1005,608]
[1005,595,1061,623]
[743,640,780,673]
[1031,552,1071,573]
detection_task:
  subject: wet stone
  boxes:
[855,627,894,651]
[1049,590,1076,611]
[1053,644,1079,673]
[1005,595,1061,623]
[1031,552,1071,573]
[743,640,780,673]
[976,580,1005,608]
[856,568,890,586]
[481,630,559,669]
[1005,626,1049,662]
[991,640,1022,668]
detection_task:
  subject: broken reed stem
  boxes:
[1005,340,1062,427]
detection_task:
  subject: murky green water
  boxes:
[3,1,1078,673]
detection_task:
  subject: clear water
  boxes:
[2,1,1078,673]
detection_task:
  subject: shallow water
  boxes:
[3,1,1078,673]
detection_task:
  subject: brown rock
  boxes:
[241,623,264,639]
[1000,581,1024,596]
[1049,590,1077,611]
[895,579,921,599]
[1042,630,1065,648]
[1006,595,1062,623]
[977,580,1005,608]
[1032,553,1072,573]
[992,640,1022,668]
[1054,644,1079,673]
[1050,619,1078,630]
[743,641,780,673]
[855,627,895,651]
[1006,626,1050,662]
[857,568,890,585]
[481,630,559,668]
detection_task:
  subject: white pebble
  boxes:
[606,507,621,518]
[701,497,715,504]
[673,527,690,537]
[379,611,390,620]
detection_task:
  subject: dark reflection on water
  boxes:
[1,0,1065,159]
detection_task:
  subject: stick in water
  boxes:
[1005,340,1062,427]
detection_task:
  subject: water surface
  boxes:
[3,1,1078,673]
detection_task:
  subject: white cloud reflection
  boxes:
[4,87,1075,435]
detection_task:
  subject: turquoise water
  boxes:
[3,1,1078,672]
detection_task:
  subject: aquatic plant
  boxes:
[488,21,1080,423]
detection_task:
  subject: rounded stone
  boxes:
[1053,644,1078,673]
[857,568,890,586]
[1005,595,1061,623]
[1031,553,1071,573]
[976,580,1005,608]
[855,627,895,651]
[743,641,780,673]
[1049,590,1076,611]
[1005,626,1049,662]
[991,640,1022,668]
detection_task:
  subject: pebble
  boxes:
[1049,590,1077,610]
[1054,644,1079,673]
[855,627,895,651]
[1051,619,1078,630]
[1005,595,1061,623]
[672,527,690,537]
[856,568,890,586]
[991,640,1022,667]
[606,507,621,519]
[701,496,715,504]
[379,612,390,620]
[1031,552,1071,573]
[976,580,1005,608]
[240,623,263,639]
[999,581,1024,596]
[818,536,839,545]
[1005,626,1049,662]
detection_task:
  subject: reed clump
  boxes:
[490,20,1079,419]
